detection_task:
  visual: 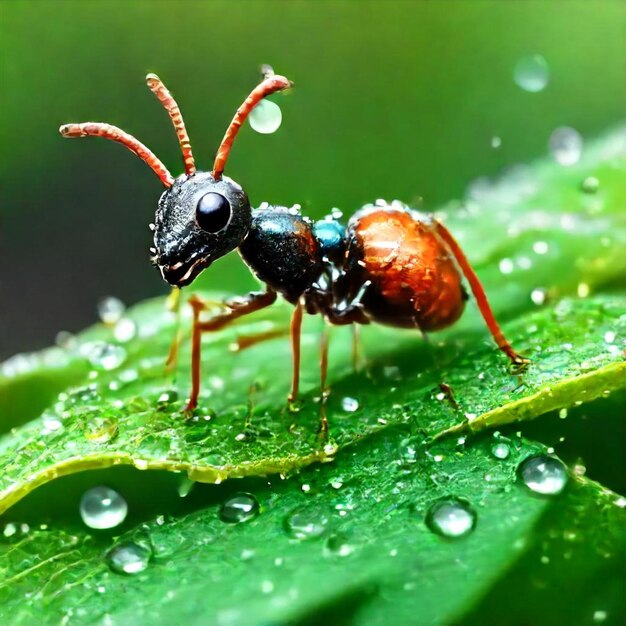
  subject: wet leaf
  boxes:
[0,292,624,516]
[0,128,625,624]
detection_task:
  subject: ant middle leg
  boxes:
[186,289,277,411]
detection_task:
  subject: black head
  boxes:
[60,69,292,288]
[154,172,251,286]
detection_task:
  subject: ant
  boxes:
[60,68,528,435]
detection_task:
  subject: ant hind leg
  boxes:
[434,221,529,367]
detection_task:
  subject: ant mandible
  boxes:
[60,68,528,435]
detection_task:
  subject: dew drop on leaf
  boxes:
[581,176,600,194]
[425,497,477,538]
[84,418,118,444]
[97,296,126,325]
[219,493,259,523]
[80,486,128,529]
[84,342,127,371]
[113,318,137,343]
[531,288,547,306]
[549,127,583,166]
[518,455,568,495]
[513,54,550,92]
[249,99,282,134]
[324,533,354,557]
[341,397,360,412]
[491,442,511,460]
[106,541,151,575]
[285,507,329,540]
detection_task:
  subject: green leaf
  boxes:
[0,292,624,516]
[0,128,625,624]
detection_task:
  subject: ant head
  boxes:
[154,172,250,286]
[60,69,292,287]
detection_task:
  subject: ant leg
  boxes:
[319,324,330,438]
[229,327,288,352]
[351,324,360,372]
[434,221,529,366]
[186,289,277,411]
[288,301,304,404]
[165,287,182,375]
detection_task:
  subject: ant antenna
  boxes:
[212,71,292,181]
[146,73,196,176]
[59,122,174,187]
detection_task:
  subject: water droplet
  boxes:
[513,54,549,92]
[341,397,359,412]
[577,282,590,298]
[84,342,126,371]
[519,455,568,495]
[499,258,514,275]
[80,486,128,529]
[549,127,583,166]
[582,176,599,194]
[55,330,78,350]
[530,288,547,306]
[324,533,353,557]
[249,99,282,134]
[157,390,178,405]
[491,136,502,149]
[113,318,137,343]
[220,493,259,523]
[593,610,608,623]
[425,498,476,538]
[84,418,118,444]
[97,296,126,325]
[42,414,64,434]
[3,523,17,538]
[285,507,329,540]
[491,442,511,459]
[106,541,151,575]
[177,477,195,498]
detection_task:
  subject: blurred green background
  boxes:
[1,0,625,359]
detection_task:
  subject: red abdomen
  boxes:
[345,207,466,331]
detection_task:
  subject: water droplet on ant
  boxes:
[249,99,282,134]
[513,54,550,92]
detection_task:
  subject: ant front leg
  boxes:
[186,289,277,411]
[435,221,529,368]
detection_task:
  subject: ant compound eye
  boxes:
[196,192,232,233]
